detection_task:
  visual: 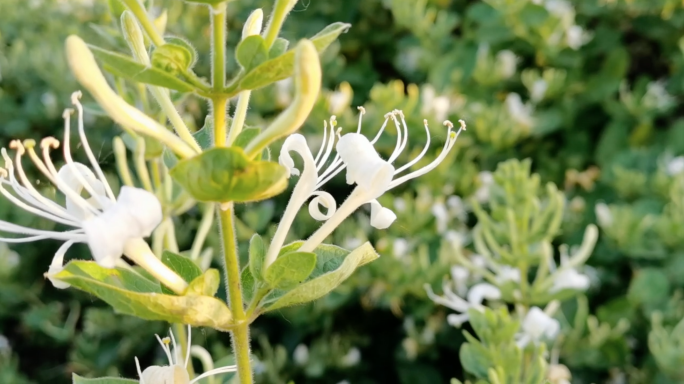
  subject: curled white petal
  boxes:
[550,268,590,293]
[57,162,108,219]
[520,307,560,343]
[467,283,501,306]
[46,240,75,289]
[369,200,396,229]
[447,313,470,327]
[308,191,337,221]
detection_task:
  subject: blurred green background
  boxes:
[2,0,684,383]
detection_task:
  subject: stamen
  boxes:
[155,334,175,366]
[62,107,111,209]
[371,114,392,144]
[395,110,410,156]
[185,324,191,368]
[189,365,239,384]
[387,112,403,164]
[71,92,117,201]
[23,140,58,185]
[169,329,179,365]
[135,357,145,384]
[395,119,431,175]
[0,221,86,241]
[316,121,336,172]
[313,120,328,166]
[356,106,366,134]
[5,144,73,220]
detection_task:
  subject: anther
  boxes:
[9,140,25,155]
[357,106,366,115]
[41,137,60,150]
[23,139,36,149]
[458,119,466,131]
[62,108,74,119]
[70,90,83,104]
[330,115,337,127]
[423,119,428,126]
[0,168,7,178]
[443,120,454,129]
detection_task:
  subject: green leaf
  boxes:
[459,340,491,378]
[89,45,195,92]
[151,43,194,75]
[186,269,220,297]
[236,35,269,72]
[166,36,198,68]
[233,127,263,160]
[239,22,351,91]
[264,251,317,290]
[262,242,379,311]
[55,261,233,331]
[269,38,289,58]
[170,146,288,203]
[73,374,138,384]
[241,266,256,304]
[627,268,670,305]
[162,251,202,283]
[249,234,266,282]
[107,0,127,19]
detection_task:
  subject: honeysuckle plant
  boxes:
[426,159,599,383]
[0,0,465,382]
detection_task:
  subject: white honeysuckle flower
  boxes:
[643,80,675,111]
[278,107,464,257]
[474,171,495,203]
[450,265,470,296]
[594,202,613,227]
[550,266,590,293]
[431,201,449,233]
[495,265,521,284]
[445,230,466,248]
[505,93,534,128]
[566,25,591,50]
[496,50,518,79]
[425,282,501,327]
[392,238,409,259]
[666,156,684,176]
[293,344,309,366]
[136,326,237,384]
[515,307,560,348]
[340,347,361,367]
[328,82,353,115]
[530,79,548,103]
[0,92,169,289]
[446,195,467,222]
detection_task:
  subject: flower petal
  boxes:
[308,191,336,221]
[45,240,76,289]
[116,186,163,237]
[369,200,396,229]
[336,133,394,197]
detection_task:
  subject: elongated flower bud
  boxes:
[65,35,198,159]
[245,39,321,158]
[121,11,150,65]
[242,9,263,39]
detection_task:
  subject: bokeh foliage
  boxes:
[2,0,684,383]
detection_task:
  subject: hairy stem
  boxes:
[218,204,253,384]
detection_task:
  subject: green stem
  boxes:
[212,4,227,91]
[217,204,253,384]
[263,0,295,48]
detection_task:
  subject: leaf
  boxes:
[264,251,317,290]
[269,38,289,58]
[73,374,138,384]
[241,266,255,304]
[236,35,269,72]
[249,234,266,282]
[166,36,198,68]
[627,268,670,305]
[55,261,233,331]
[162,251,202,282]
[151,43,194,75]
[262,242,379,311]
[234,127,263,160]
[186,269,220,297]
[169,146,288,203]
[239,22,351,91]
[459,340,491,378]
[89,45,195,92]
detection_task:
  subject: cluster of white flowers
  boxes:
[533,0,592,50]
[0,92,186,292]
[264,107,465,267]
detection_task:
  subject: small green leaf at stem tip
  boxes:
[249,234,266,281]
[262,242,379,311]
[88,45,194,92]
[152,43,194,76]
[186,269,221,296]
[241,266,256,304]
[165,36,198,68]
[55,261,234,330]
[73,374,138,384]
[264,251,317,290]
[169,146,288,203]
[236,35,269,72]
[239,22,351,91]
